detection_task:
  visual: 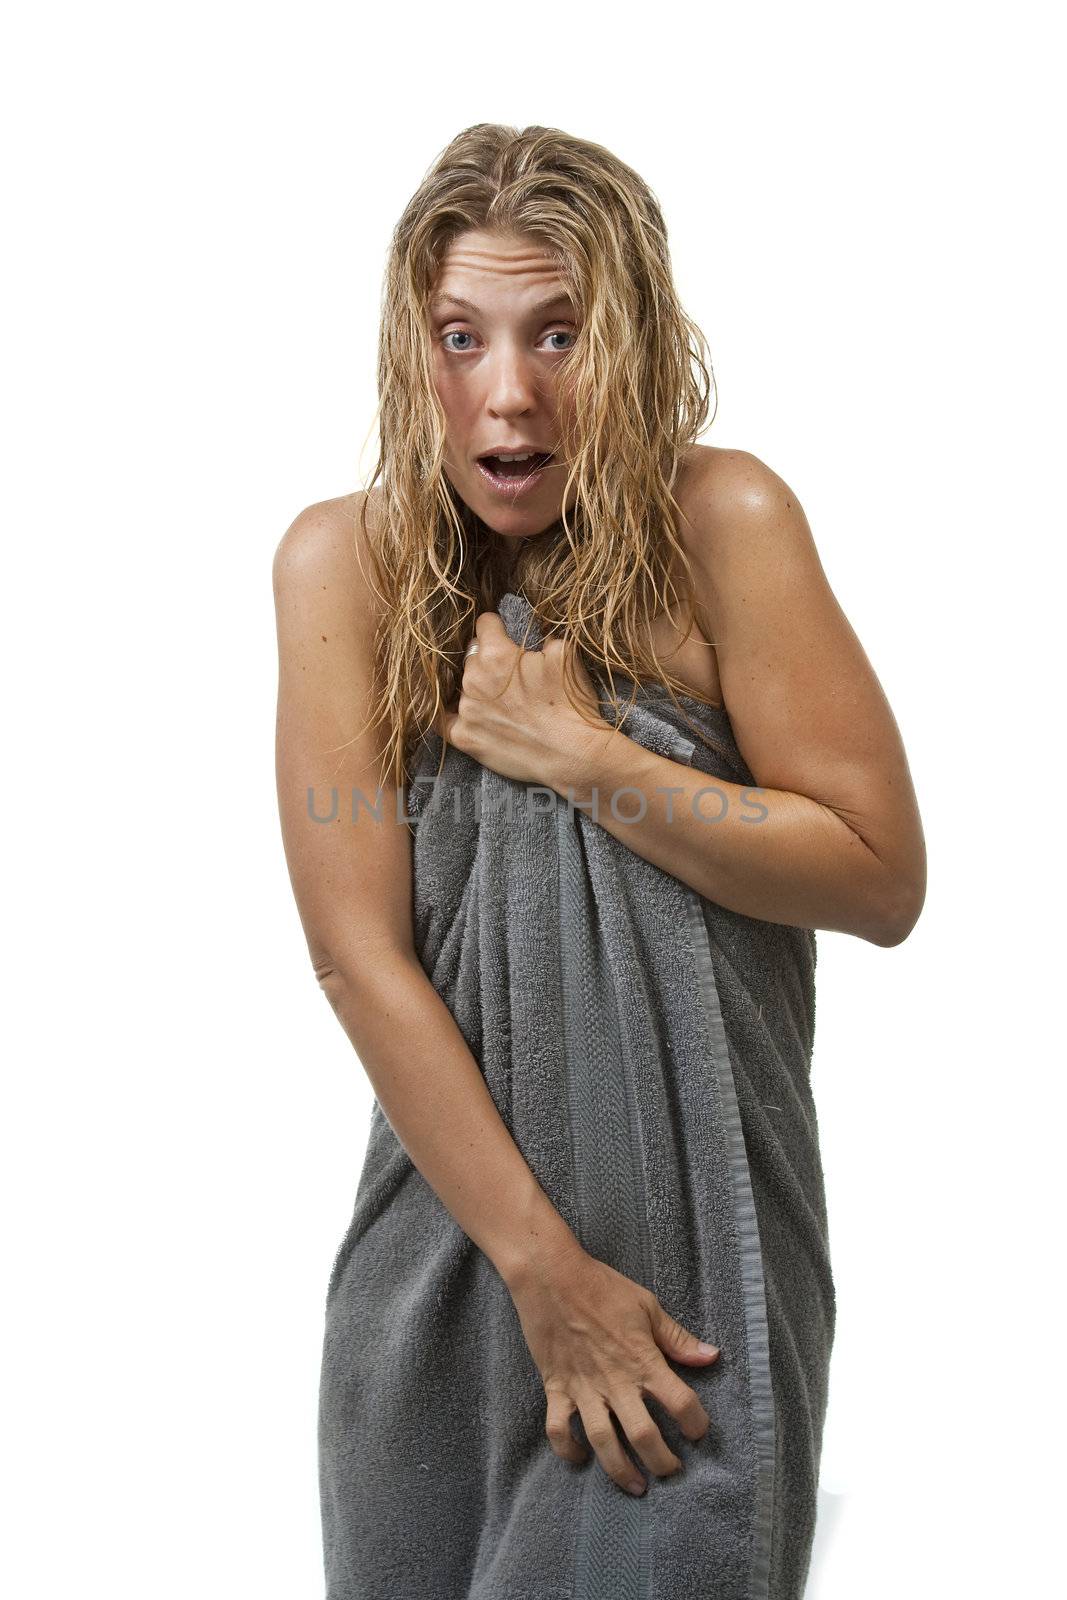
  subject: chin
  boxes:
[441,466,564,539]
[463,493,564,541]
[479,511,562,541]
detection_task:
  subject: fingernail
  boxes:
[627,1478,645,1496]
[698,1341,719,1355]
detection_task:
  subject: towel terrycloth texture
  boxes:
[318,591,836,1599]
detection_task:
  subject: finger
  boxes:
[545,633,599,710]
[544,1389,589,1466]
[474,611,509,644]
[471,612,524,695]
[578,1396,648,1497]
[609,1389,682,1478]
[650,1303,721,1368]
[639,1362,712,1443]
[435,704,458,742]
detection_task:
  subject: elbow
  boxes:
[313,952,349,994]
[867,871,927,948]
[314,959,354,1020]
[312,938,420,999]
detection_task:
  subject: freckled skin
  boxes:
[429,228,581,550]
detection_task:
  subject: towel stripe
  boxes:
[667,729,778,1600]
[556,802,652,1600]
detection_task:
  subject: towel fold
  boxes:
[318,591,836,1599]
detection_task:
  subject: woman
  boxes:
[273,124,926,1600]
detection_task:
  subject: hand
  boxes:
[435,611,611,790]
[507,1238,721,1496]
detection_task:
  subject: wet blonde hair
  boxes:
[353,121,720,791]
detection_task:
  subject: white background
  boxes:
[3,2,1063,1595]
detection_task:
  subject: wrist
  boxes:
[492,1203,585,1297]
[546,715,628,807]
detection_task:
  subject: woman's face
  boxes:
[428,228,580,544]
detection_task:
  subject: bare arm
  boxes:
[272,492,577,1290]
[543,451,928,947]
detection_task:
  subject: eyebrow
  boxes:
[429,291,576,319]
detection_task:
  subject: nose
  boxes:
[484,340,541,420]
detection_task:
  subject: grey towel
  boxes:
[318,590,836,1599]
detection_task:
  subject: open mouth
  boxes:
[476,451,555,497]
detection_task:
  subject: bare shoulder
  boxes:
[271,488,393,670]
[271,486,391,785]
[673,443,802,549]
[672,444,821,626]
[272,487,384,599]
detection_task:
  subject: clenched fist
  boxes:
[436,610,612,791]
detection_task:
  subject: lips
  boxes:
[477,451,554,474]
[475,452,555,500]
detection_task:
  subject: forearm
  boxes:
[547,725,903,944]
[318,945,581,1289]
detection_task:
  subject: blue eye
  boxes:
[440,327,577,354]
